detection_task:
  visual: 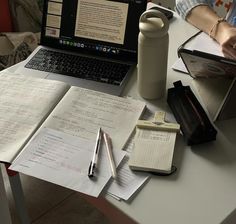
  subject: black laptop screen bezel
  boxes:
[40,0,147,62]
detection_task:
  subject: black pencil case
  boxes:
[167,81,217,145]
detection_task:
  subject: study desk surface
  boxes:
[103,5,236,224]
[2,3,236,224]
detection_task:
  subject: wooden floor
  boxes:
[1,164,110,224]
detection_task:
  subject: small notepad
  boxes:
[129,112,179,174]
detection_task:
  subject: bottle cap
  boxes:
[139,9,169,38]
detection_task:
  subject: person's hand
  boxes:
[215,23,236,59]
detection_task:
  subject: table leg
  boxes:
[0,165,12,224]
[5,165,30,224]
[81,194,137,224]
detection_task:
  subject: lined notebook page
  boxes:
[129,128,177,174]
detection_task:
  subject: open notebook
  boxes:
[0,72,145,197]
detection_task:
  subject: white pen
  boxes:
[103,132,117,179]
[88,127,102,178]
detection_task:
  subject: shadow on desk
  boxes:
[191,118,236,166]
[123,133,186,204]
[221,208,236,224]
[171,133,186,178]
[216,118,236,144]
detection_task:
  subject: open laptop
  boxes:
[16,0,147,95]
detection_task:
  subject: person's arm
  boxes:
[186,5,236,59]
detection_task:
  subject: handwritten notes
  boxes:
[0,73,69,163]
[129,128,177,174]
[40,86,146,154]
[11,128,126,197]
[10,86,145,197]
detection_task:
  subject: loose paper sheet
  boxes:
[172,32,223,73]
[38,86,145,154]
[106,134,150,201]
[106,112,152,201]
[11,87,145,197]
[11,128,126,197]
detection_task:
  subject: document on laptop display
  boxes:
[75,0,128,44]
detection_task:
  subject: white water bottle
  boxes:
[137,9,169,99]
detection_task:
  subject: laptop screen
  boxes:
[41,0,147,62]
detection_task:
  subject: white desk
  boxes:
[1,3,236,224]
[84,6,236,224]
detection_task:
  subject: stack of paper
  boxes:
[106,133,150,201]
[7,74,146,197]
[105,112,154,201]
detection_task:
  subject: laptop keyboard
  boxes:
[25,49,131,85]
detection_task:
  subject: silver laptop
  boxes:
[16,0,147,95]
